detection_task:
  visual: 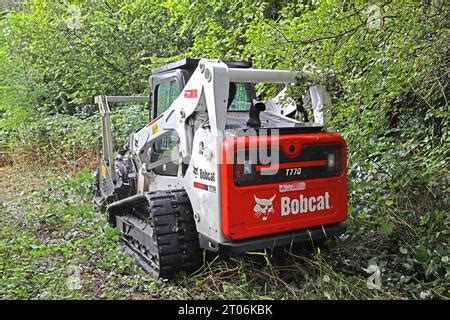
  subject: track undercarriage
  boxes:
[107,190,202,278]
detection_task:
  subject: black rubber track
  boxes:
[108,189,202,279]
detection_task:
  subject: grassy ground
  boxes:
[0,165,446,300]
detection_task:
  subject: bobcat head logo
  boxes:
[253,194,276,221]
[192,166,199,177]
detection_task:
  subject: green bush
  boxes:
[2,103,148,167]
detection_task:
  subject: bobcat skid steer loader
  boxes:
[94,58,347,278]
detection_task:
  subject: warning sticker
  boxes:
[279,182,306,193]
[101,164,107,178]
[184,89,198,98]
[193,181,216,193]
[152,123,158,134]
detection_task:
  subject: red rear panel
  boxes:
[221,133,347,240]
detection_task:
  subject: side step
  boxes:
[107,190,202,278]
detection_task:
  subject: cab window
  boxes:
[150,130,179,176]
[228,82,256,111]
[155,79,180,116]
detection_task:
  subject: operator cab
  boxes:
[149,58,253,119]
[150,58,323,133]
[148,59,255,177]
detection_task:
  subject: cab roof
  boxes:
[151,58,252,75]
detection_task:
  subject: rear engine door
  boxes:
[220,133,347,240]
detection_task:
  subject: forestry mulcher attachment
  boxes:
[95,58,347,278]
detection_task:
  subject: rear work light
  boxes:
[327,153,336,168]
[235,160,256,183]
[326,148,343,176]
[243,160,253,175]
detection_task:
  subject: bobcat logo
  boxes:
[253,195,276,221]
[192,166,199,177]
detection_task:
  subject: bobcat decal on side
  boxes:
[192,166,199,177]
[253,194,276,221]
